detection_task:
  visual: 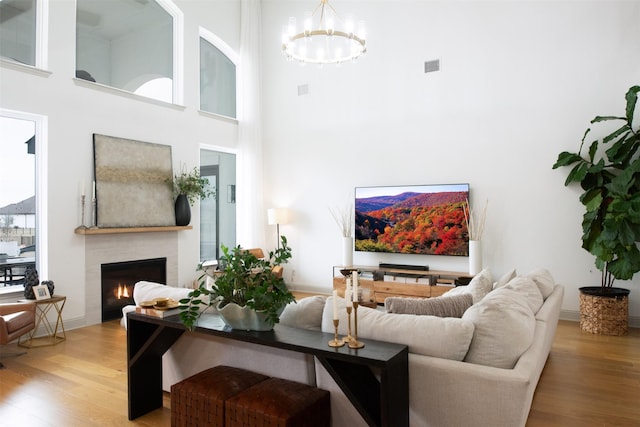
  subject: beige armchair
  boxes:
[0,302,36,368]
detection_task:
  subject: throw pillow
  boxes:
[384,294,473,318]
[279,295,326,331]
[502,276,543,314]
[322,296,475,361]
[493,268,517,289]
[442,285,468,297]
[133,281,205,306]
[465,268,493,303]
[462,288,536,369]
[525,268,555,300]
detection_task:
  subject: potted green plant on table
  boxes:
[179,236,295,331]
[553,85,640,335]
[169,166,215,226]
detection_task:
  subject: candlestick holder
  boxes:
[90,197,98,229]
[342,306,354,343]
[328,319,345,347]
[348,302,365,349]
[77,195,88,229]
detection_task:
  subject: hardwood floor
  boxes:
[527,321,640,426]
[0,319,638,426]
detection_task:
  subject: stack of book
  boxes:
[135,299,181,318]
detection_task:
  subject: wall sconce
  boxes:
[267,208,290,249]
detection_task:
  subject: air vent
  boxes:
[298,84,309,96]
[424,59,440,73]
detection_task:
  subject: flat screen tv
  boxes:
[355,184,470,256]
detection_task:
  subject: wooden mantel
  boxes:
[74,225,192,235]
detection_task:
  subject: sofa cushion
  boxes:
[384,293,473,318]
[493,268,517,289]
[279,295,325,331]
[525,268,556,300]
[2,310,34,333]
[322,296,475,361]
[462,287,536,369]
[503,276,544,314]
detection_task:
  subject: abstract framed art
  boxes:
[93,134,175,227]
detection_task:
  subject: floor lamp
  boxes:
[267,208,289,249]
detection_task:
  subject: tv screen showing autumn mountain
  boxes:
[355,184,470,256]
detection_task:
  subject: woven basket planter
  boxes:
[579,287,630,336]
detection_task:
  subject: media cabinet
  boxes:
[333,265,474,304]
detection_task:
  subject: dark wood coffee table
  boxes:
[127,312,408,426]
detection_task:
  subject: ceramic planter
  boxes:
[216,301,283,331]
[174,194,191,226]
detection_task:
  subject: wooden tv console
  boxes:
[333,265,474,305]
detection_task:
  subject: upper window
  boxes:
[0,0,37,66]
[200,32,237,119]
[76,0,176,103]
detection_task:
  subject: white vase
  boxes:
[342,236,353,267]
[469,240,483,275]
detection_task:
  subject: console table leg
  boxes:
[127,316,184,420]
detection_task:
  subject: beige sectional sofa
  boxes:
[123,268,563,427]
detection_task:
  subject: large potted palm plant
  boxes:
[553,85,640,335]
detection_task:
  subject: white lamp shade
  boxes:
[267,208,289,225]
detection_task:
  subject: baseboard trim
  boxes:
[289,285,330,296]
[30,315,87,339]
[561,309,640,328]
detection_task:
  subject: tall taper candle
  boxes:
[352,271,359,303]
[332,290,339,320]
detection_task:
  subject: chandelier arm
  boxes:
[326,2,341,22]
[318,2,327,30]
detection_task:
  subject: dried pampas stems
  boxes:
[463,198,488,241]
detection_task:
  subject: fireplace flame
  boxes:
[116,284,130,299]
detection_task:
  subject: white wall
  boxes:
[2,0,639,327]
[0,0,240,326]
[261,1,640,321]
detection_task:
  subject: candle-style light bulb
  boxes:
[288,17,297,37]
[304,12,312,36]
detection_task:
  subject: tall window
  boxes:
[200,32,237,118]
[75,0,178,103]
[0,0,37,66]
[0,115,36,290]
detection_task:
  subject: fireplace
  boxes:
[101,257,167,322]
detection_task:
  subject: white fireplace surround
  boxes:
[85,232,178,325]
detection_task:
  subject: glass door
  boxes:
[200,149,236,262]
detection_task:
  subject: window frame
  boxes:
[0,0,49,70]
[0,108,48,295]
[74,0,184,105]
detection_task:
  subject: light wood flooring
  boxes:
[0,318,638,426]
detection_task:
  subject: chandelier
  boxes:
[281,0,367,65]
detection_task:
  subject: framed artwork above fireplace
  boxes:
[93,134,175,228]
